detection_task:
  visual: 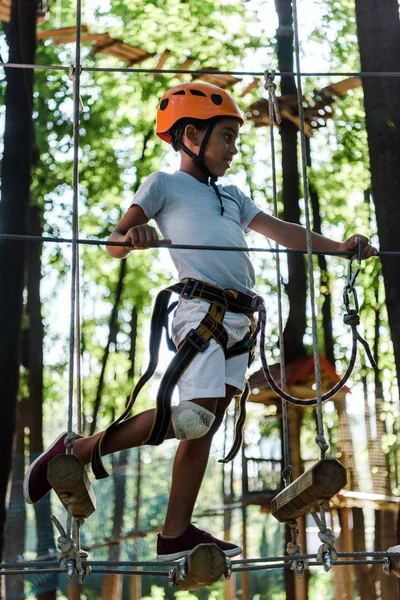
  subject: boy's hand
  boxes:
[124,225,171,249]
[339,234,377,260]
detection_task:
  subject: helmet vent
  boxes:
[172,90,186,95]
[190,89,207,96]
[211,93,223,105]
[160,98,169,110]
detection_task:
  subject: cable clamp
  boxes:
[383,556,392,576]
[263,70,282,125]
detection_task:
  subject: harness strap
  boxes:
[145,303,227,446]
[91,288,173,479]
[219,380,251,463]
[91,280,256,480]
[169,278,254,314]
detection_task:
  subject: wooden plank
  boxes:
[175,57,195,78]
[37,26,89,40]
[271,459,347,522]
[323,77,362,97]
[155,49,171,70]
[173,544,228,591]
[47,454,96,519]
[240,77,260,97]
[195,71,241,89]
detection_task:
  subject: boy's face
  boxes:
[201,118,240,177]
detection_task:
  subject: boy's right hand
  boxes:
[124,225,171,249]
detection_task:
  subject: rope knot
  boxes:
[315,434,329,454]
[51,515,91,584]
[64,431,80,451]
[282,464,293,484]
[343,311,360,327]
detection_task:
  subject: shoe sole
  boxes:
[23,431,67,504]
[157,545,242,562]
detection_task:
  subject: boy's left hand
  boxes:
[340,234,377,260]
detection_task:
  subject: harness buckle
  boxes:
[186,329,210,352]
[181,279,200,300]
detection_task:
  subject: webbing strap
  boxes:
[91,288,173,479]
[219,380,251,463]
[168,279,254,314]
[144,303,227,446]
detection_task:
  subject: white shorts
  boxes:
[171,298,251,402]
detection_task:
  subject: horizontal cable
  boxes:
[0,232,391,256]
[0,558,393,577]
[1,62,400,78]
[1,550,397,571]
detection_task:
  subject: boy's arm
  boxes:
[248,211,377,259]
[106,204,170,259]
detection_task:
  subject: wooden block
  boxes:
[387,546,400,578]
[271,459,347,522]
[47,454,96,519]
[173,544,228,591]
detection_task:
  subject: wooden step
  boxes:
[272,459,347,522]
[171,544,229,591]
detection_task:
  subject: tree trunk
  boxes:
[5,400,27,600]
[310,183,334,364]
[0,0,37,576]
[354,0,400,385]
[275,0,307,364]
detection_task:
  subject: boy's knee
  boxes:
[172,401,215,440]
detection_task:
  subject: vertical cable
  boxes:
[67,2,83,441]
[291,0,328,460]
[264,71,292,486]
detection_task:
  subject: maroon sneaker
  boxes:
[157,524,242,562]
[23,431,84,505]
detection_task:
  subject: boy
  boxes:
[24,82,376,561]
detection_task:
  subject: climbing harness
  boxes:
[91,278,257,479]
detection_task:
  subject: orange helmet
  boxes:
[156,82,244,144]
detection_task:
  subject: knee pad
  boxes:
[171,402,216,441]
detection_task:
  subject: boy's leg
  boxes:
[24,407,176,505]
[162,385,237,537]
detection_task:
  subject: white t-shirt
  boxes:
[131,170,262,295]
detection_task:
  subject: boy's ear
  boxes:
[184,124,200,147]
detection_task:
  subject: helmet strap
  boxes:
[176,118,225,215]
